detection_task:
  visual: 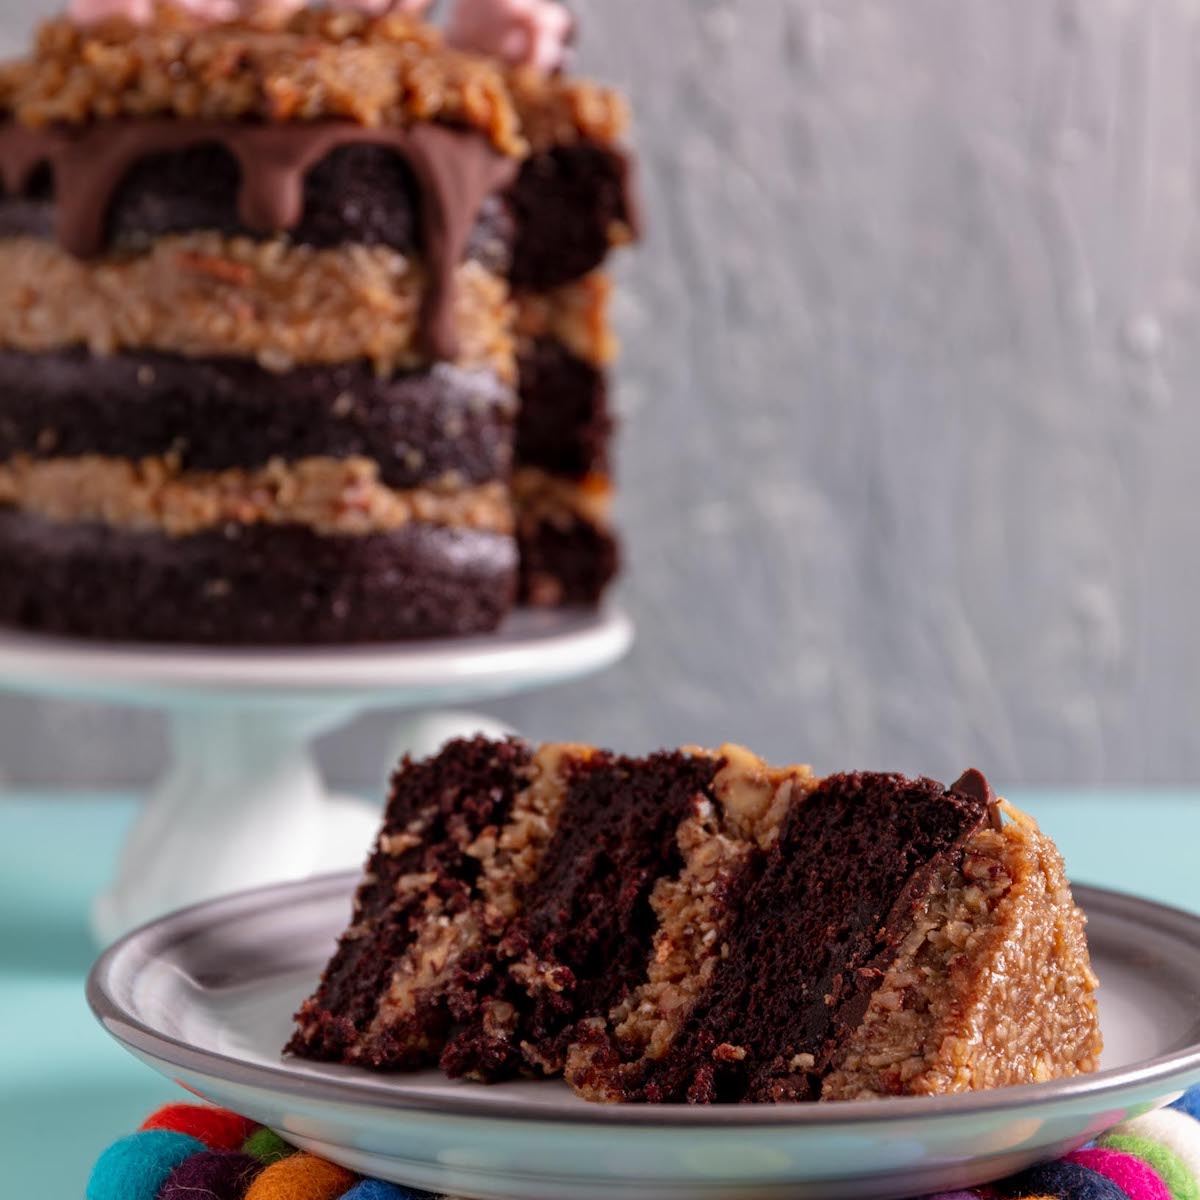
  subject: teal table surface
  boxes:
[1,787,1197,1197]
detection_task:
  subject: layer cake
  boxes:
[0,2,634,641]
[288,737,1101,1103]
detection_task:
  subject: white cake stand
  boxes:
[0,607,633,943]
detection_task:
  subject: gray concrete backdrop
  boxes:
[2,0,1199,788]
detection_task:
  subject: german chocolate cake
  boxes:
[288,737,1101,1103]
[0,0,634,642]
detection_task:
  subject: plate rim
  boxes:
[87,870,1200,1130]
[0,605,634,704]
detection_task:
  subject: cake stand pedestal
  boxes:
[0,608,633,943]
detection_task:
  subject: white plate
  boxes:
[0,606,634,708]
[88,873,1200,1200]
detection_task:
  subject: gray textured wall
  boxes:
[2,0,1199,788]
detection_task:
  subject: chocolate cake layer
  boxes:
[517,512,619,608]
[0,510,516,643]
[516,337,611,478]
[507,142,636,291]
[0,456,511,538]
[289,737,536,1065]
[440,751,721,1081]
[0,142,513,267]
[584,773,993,1103]
[0,350,514,489]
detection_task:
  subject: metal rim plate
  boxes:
[86,872,1200,1199]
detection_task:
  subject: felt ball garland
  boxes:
[339,1182,437,1199]
[1099,1135,1200,1200]
[1067,1148,1173,1200]
[244,1127,299,1166]
[86,1130,209,1200]
[1001,1160,1134,1199]
[242,1153,358,1200]
[88,1090,1200,1200]
[1120,1113,1200,1187]
[159,1151,263,1200]
[142,1103,260,1151]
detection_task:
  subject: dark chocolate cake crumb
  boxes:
[517,514,619,608]
[0,350,515,490]
[507,142,635,291]
[0,511,516,644]
[102,142,513,266]
[516,337,612,478]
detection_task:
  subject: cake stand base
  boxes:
[90,704,376,943]
[0,608,633,942]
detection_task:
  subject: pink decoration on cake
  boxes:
[445,0,573,72]
[328,0,433,15]
[174,0,243,21]
[68,0,154,26]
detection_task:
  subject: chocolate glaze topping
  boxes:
[950,767,1002,830]
[0,119,517,361]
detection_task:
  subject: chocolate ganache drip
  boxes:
[0,119,517,361]
[950,767,1002,830]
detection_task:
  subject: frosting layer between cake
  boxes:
[0,235,512,376]
[0,455,512,537]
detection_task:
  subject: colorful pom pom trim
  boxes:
[87,1087,1200,1200]
[1066,1147,1173,1200]
[141,1103,259,1152]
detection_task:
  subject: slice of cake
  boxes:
[287,737,1101,1103]
[568,767,1100,1103]
[0,2,634,643]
